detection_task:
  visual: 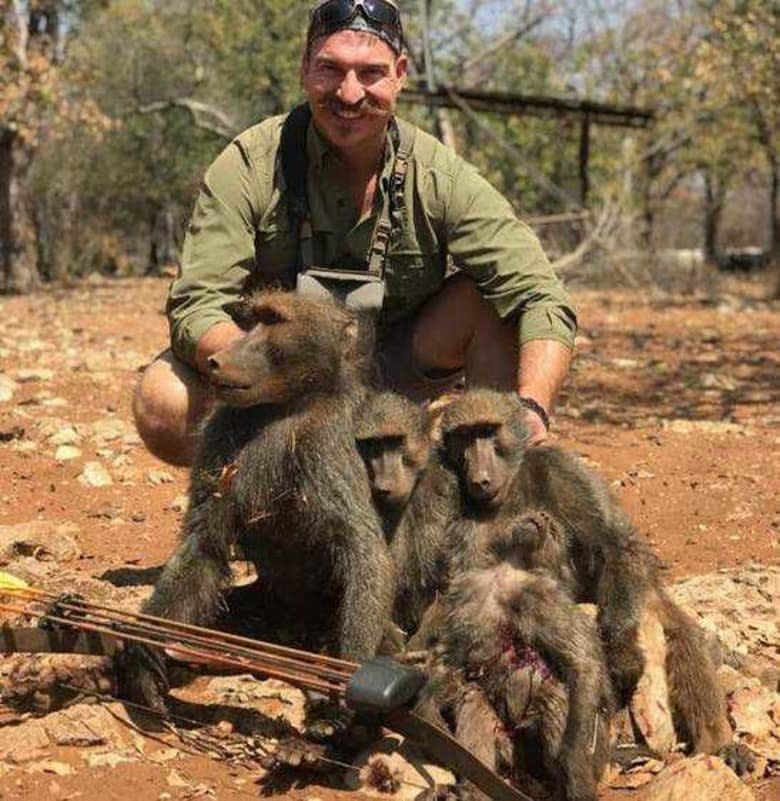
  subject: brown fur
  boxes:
[120,291,392,710]
[436,390,740,765]
[352,391,459,637]
[416,511,614,801]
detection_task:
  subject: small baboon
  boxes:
[352,392,458,638]
[121,290,393,710]
[437,390,742,764]
[353,392,433,538]
[416,511,614,801]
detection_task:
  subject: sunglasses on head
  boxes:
[310,0,401,29]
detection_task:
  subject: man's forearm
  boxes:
[517,338,573,415]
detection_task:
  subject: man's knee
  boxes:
[133,351,211,466]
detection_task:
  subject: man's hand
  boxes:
[517,338,572,445]
[524,407,548,445]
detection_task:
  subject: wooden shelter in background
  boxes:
[400,82,655,210]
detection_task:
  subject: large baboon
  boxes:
[416,511,614,801]
[121,291,393,710]
[436,390,740,762]
[352,392,458,638]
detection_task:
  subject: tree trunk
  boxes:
[0,129,39,294]
[703,172,725,266]
[148,207,180,275]
[767,156,780,299]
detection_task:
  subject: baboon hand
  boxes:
[117,642,169,716]
[718,742,756,777]
[510,509,548,546]
[260,735,327,771]
[304,698,354,742]
[559,750,598,801]
[414,784,471,801]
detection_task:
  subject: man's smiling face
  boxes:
[302,29,407,153]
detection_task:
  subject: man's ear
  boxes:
[395,52,408,87]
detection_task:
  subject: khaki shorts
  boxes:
[376,315,464,403]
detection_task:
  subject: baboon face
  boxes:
[356,434,421,511]
[441,391,529,509]
[207,291,359,407]
[354,393,431,513]
[443,421,523,508]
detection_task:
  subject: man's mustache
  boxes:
[318,97,388,117]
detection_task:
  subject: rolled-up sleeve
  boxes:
[166,140,266,366]
[443,161,577,349]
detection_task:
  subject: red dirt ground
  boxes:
[0,276,777,800]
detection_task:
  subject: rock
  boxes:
[55,445,81,461]
[169,494,188,513]
[663,419,750,436]
[0,374,17,402]
[166,769,191,788]
[44,703,133,748]
[25,760,74,776]
[79,461,113,487]
[640,754,755,801]
[700,372,738,391]
[611,358,640,369]
[15,368,54,383]
[48,426,80,446]
[91,418,127,444]
[630,602,676,755]
[0,521,81,562]
[670,566,778,687]
[180,676,307,732]
[609,757,665,789]
[147,469,175,485]
[0,719,49,762]
[346,734,456,800]
[729,681,777,740]
[84,752,137,768]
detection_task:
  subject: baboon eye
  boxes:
[253,307,286,326]
[473,424,499,440]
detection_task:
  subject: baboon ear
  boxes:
[224,300,255,331]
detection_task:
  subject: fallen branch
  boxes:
[135,98,238,140]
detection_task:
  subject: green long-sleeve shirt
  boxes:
[167,111,577,366]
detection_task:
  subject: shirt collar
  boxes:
[307,118,397,176]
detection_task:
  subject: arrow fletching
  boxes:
[0,571,30,592]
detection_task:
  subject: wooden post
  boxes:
[419,0,456,149]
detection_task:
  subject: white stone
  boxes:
[79,461,113,487]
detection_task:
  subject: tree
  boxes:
[0,0,59,292]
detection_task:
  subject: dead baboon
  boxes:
[352,392,458,639]
[120,290,393,710]
[438,389,653,703]
[435,390,744,765]
[415,510,614,801]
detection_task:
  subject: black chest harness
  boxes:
[280,103,414,313]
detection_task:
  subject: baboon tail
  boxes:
[658,592,732,754]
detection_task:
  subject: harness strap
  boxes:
[280,103,415,278]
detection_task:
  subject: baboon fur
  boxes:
[121,290,393,709]
[352,391,458,638]
[435,389,737,760]
[416,510,614,801]
[438,389,654,703]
